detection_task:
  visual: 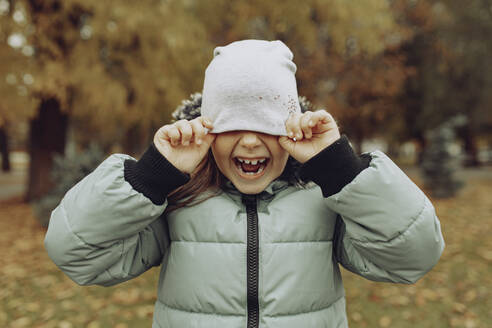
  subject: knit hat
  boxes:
[201,40,301,136]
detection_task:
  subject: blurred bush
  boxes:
[32,143,106,227]
[421,116,466,198]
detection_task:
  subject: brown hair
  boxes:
[164,150,225,214]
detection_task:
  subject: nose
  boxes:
[238,132,262,149]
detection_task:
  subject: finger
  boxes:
[278,136,294,152]
[309,111,337,134]
[190,118,207,145]
[312,110,334,125]
[156,126,171,142]
[175,120,193,146]
[167,125,181,146]
[200,116,214,130]
[286,112,303,141]
[284,113,295,138]
[300,112,314,139]
[324,112,338,128]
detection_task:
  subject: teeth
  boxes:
[236,161,266,176]
[236,157,267,164]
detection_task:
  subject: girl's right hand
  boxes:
[153,117,215,174]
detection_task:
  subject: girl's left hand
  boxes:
[278,110,341,163]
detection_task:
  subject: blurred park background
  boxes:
[0,0,491,327]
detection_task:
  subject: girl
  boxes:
[45,40,445,328]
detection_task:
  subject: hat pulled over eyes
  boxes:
[201,39,301,136]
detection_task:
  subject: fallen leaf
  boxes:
[0,311,8,325]
[112,288,141,305]
[390,295,410,306]
[464,290,477,302]
[477,248,492,261]
[379,315,392,327]
[351,312,362,322]
[401,310,412,320]
[87,321,101,328]
[58,321,73,328]
[453,302,466,314]
[41,307,55,321]
[25,302,41,312]
[114,324,129,328]
[136,305,154,318]
[464,318,477,328]
[10,317,31,328]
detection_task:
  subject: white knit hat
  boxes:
[201,40,301,136]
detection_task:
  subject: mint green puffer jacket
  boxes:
[45,141,444,328]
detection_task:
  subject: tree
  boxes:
[1,0,413,201]
[396,0,492,164]
[1,0,212,200]
[437,0,492,166]
[0,124,10,171]
[421,116,465,198]
[188,0,408,152]
[0,0,37,171]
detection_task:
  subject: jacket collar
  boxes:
[222,179,290,200]
[220,179,293,212]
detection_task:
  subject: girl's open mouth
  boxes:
[233,157,269,179]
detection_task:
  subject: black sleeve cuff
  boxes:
[300,135,371,197]
[123,142,190,205]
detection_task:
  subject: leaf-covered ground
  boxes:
[0,172,490,328]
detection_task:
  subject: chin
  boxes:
[233,180,270,195]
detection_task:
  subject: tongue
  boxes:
[241,162,261,172]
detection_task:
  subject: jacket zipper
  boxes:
[242,194,260,328]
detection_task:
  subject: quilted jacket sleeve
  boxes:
[44,143,190,286]
[301,136,445,284]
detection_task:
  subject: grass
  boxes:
[0,172,490,327]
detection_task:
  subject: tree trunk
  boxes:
[0,126,11,172]
[460,125,480,167]
[26,98,68,201]
[122,124,147,157]
[386,141,400,161]
[351,134,363,155]
[415,133,427,165]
